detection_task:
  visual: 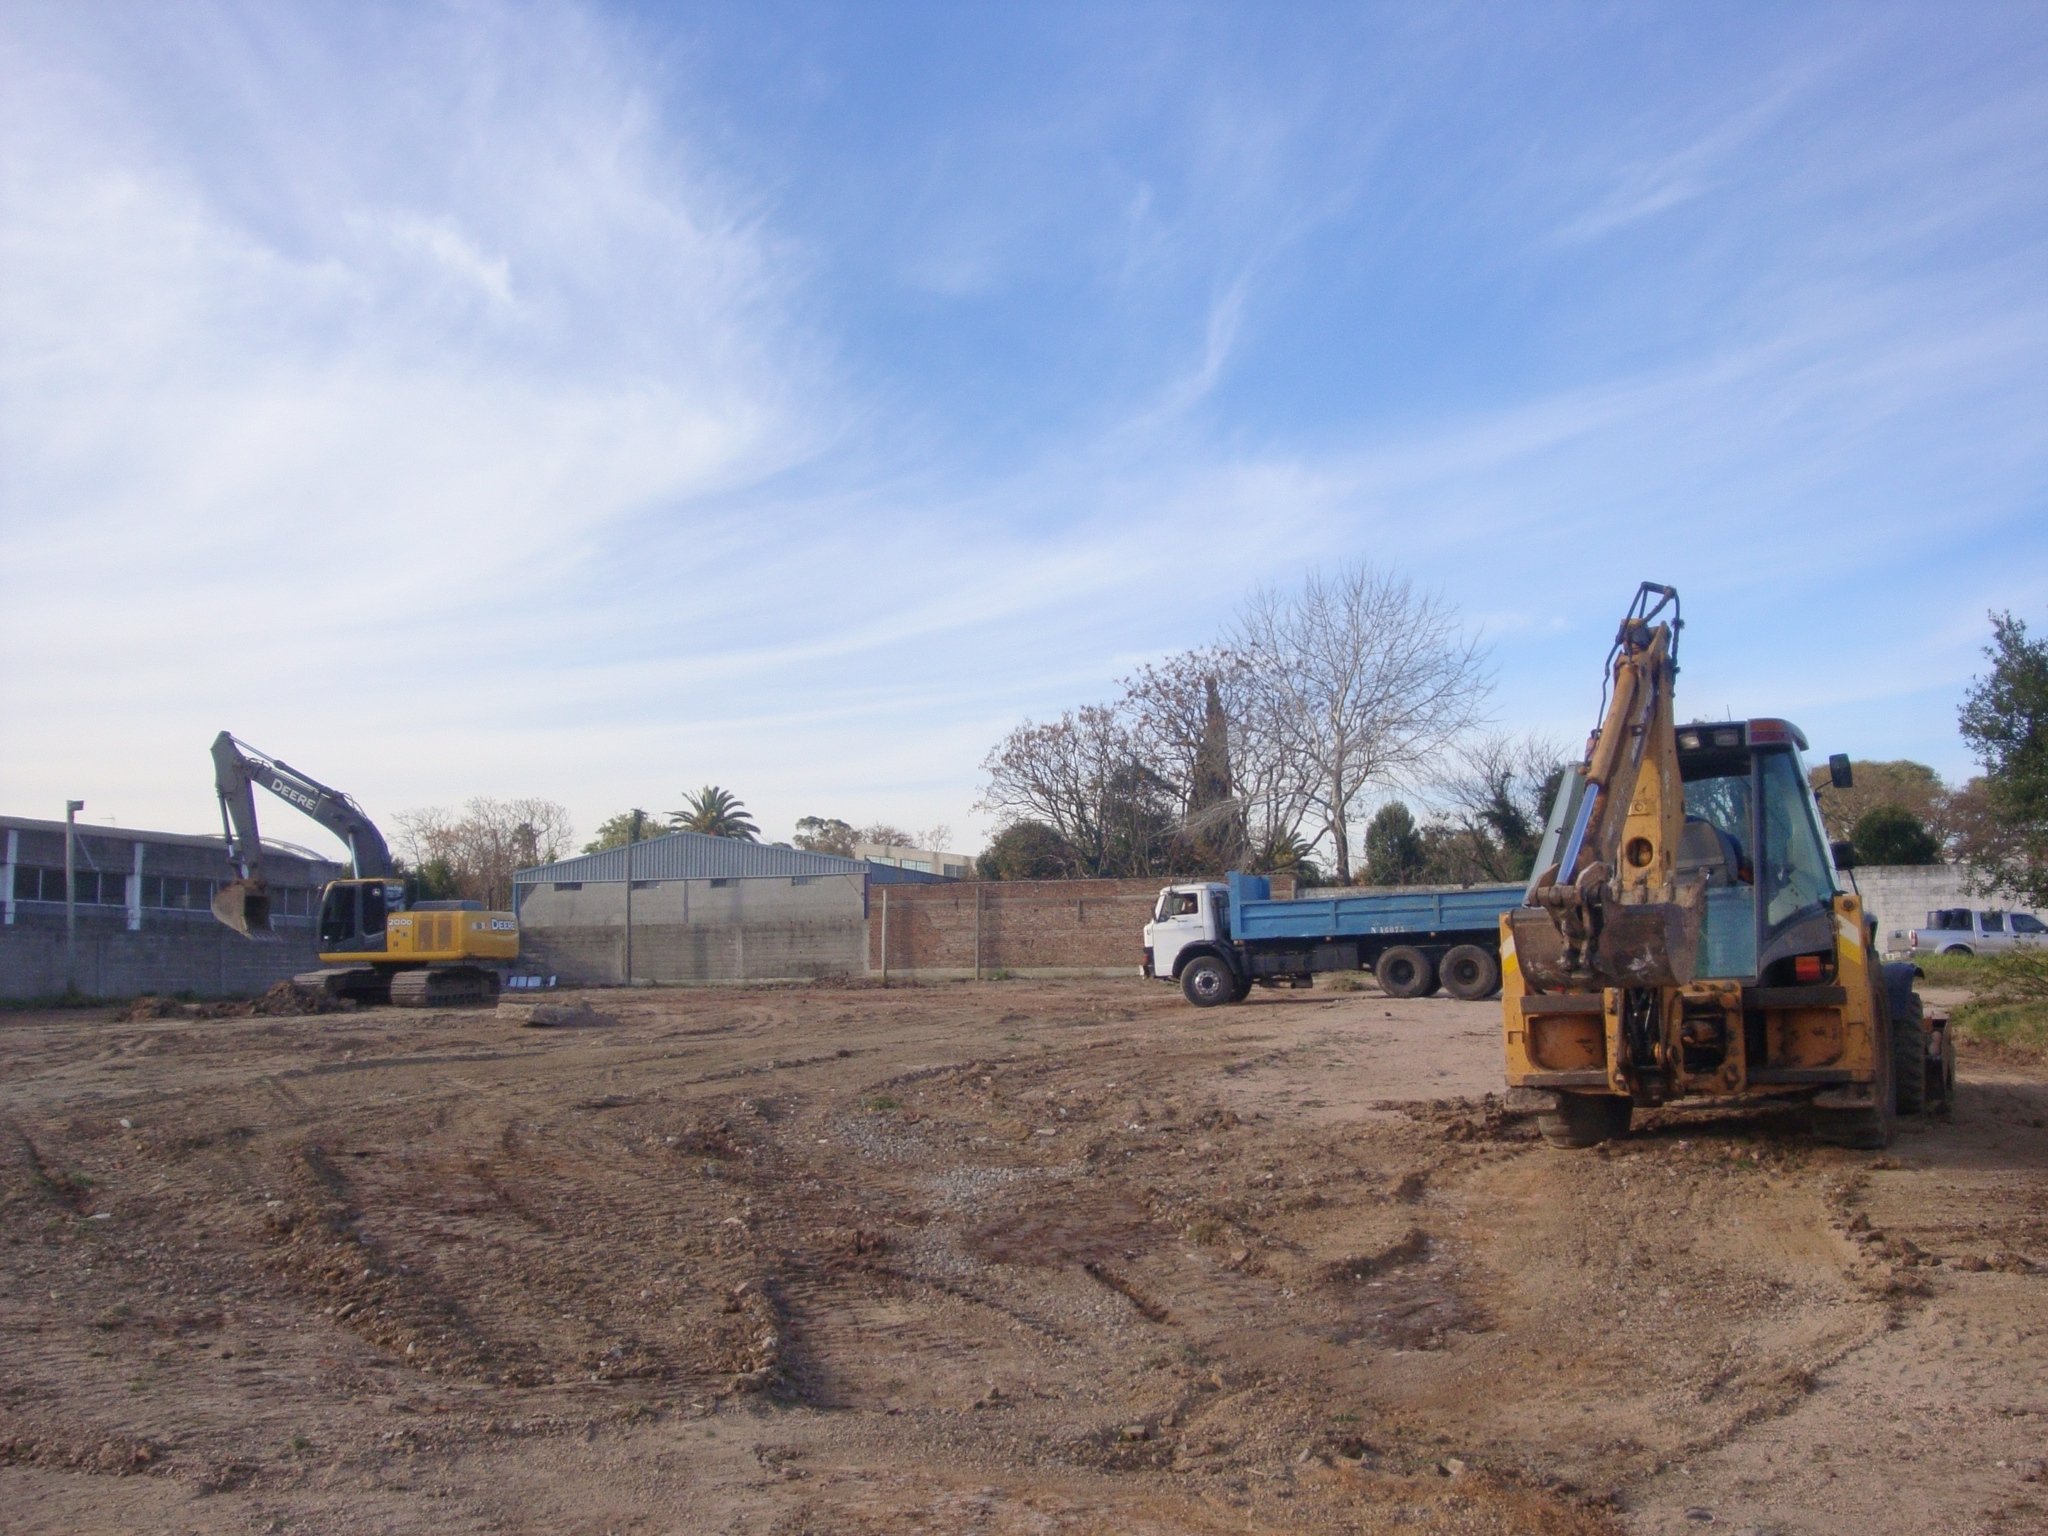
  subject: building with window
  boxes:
[513,830,952,985]
[1,814,344,999]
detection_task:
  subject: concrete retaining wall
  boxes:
[867,874,1297,980]
[515,874,868,985]
[1852,862,2045,951]
[0,918,325,1000]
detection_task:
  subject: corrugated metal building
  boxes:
[1,814,345,999]
[512,831,948,986]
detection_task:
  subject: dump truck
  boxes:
[1502,584,1951,1149]
[210,732,517,1006]
[1144,872,1523,1005]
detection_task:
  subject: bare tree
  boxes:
[1118,648,1316,873]
[976,706,1176,877]
[1230,564,1490,883]
[1427,732,1570,881]
[394,796,575,909]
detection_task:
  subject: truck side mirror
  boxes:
[1831,839,1859,871]
[1828,753,1853,790]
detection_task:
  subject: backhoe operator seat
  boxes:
[1678,815,1746,889]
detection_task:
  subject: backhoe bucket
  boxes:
[211,879,273,938]
[1509,887,1702,994]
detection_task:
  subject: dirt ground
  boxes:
[3,976,2044,1536]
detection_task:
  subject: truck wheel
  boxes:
[1181,956,1238,1008]
[1538,1094,1632,1148]
[1439,944,1499,1001]
[1376,946,1435,999]
[1891,991,1928,1115]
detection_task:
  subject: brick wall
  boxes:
[867,874,1296,979]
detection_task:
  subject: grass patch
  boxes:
[1948,950,2048,1054]
[863,1095,902,1113]
[1954,1001,2048,1053]
[1910,951,1996,988]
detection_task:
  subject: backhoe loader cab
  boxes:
[1504,590,1948,1150]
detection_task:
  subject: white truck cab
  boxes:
[1141,882,1229,982]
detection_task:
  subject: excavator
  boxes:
[1502,584,1952,1149]
[210,731,517,1006]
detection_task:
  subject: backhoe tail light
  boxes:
[1794,955,1824,983]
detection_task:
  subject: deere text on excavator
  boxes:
[1502,584,1952,1149]
[210,731,516,1007]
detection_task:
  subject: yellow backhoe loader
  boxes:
[1502,585,1951,1148]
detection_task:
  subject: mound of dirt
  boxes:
[115,996,187,1022]
[496,998,618,1028]
[115,981,353,1023]
[248,980,355,1016]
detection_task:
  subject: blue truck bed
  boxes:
[1225,872,1522,941]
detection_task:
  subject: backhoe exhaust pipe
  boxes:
[212,879,274,938]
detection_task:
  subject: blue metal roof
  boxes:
[513,830,950,885]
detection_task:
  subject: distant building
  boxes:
[513,830,952,985]
[1,814,344,999]
[854,842,975,880]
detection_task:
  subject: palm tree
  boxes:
[671,785,759,842]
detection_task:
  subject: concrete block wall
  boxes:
[1851,862,2045,951]
[515,873,868,985]
[0,920,325,1000]
[867,874,1296,979]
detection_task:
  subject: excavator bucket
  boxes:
[211,879,273,938]
[1509,885,1703,994]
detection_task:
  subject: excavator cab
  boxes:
[316,879,405,954]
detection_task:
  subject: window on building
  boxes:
[553,882,583,892]
[791,875,818,886]
[709,877,736,888]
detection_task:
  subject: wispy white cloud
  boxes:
[1,1,2043,854]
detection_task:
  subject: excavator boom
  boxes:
[209,731,393,937]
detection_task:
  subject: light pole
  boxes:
[64,799,83,993]
[623,809,643,986]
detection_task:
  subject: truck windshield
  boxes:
[1758,748,1836,927]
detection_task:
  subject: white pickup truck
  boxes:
[1890,906,2048,959]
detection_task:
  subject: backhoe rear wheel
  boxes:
[1377,946,1436,999]
[1891,991,1928,1116]
[1539,1093,1633,1149]
[1439,944,1500,1001]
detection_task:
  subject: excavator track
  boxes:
[388,967,501,1010]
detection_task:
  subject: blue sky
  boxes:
[3,2,2044,863]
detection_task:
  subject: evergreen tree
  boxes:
[1363,802,1425,885]
[1958,612,2048,903]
